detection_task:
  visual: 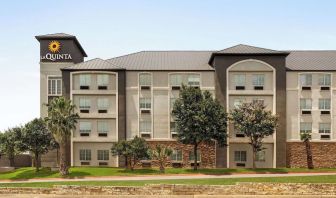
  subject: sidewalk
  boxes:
[0,172,335,183]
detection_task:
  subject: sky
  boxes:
[1,0,336,131]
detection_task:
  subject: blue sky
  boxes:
[1,0,336,130]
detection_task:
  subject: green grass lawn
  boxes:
[1,174,336,188]
[0,167,336,180]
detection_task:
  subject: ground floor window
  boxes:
[234,151,246,162]
[189,150,201,162]
[97,150,109,161]
[256,151,265,162]
[80,149,91,161]
[171,149,182,161]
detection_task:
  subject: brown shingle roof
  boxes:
[107,51,214,71]
[216,44,288,54]
[62,58,123,70]
[286,51,336,70]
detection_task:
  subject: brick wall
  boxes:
[287,142,336,168]
[136,141,216,168]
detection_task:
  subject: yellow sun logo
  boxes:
[48,41,61,53]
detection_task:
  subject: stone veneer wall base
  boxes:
[3,183,336,195]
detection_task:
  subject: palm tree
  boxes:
[45,97,79,176]
[149,144,173,173]
[300,131,314,169]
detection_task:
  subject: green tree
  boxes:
[19,118,57,172]
[172,85,228,170]
[0,127,22,167]
[230,102,278,169]
[111,136,149,171]
[149,144,173,173]
[45,97,79,176]
[300,131,314,169]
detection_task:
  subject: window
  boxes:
[139,98,151,109]
[170,74,182,86]
[170,98,177,110]
[79,74,91,86]
[189,150,201,161]
[300,74,312,86]
[252,74,265,86]
[140,120,151,133]
[48,77,62,95]
[319,123,331,134]
[234,74,245,86]
[80,149,91,161]
[256,151,265,162]
[300,99,312,110]
[97,121,109,134]
[187,74,200,86]
[97,74,109,86]
[234,151,247,162]
[79,122,91,133]
[319,74,331,86]
[79,98,91,109]
[170,122,176,133]
[97,150,109,161]
[171,150,182,161]
[97,98,109,110]
[252,98,264,105]
[300,122,312,133]
[139,73,151,86]
[319,99,331,110]
[233,98,244,108]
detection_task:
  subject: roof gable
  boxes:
[216,44,288,54]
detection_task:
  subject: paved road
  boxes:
[1,195,336,198]
[0,172,335,183]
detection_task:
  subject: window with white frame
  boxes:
[139,98,151,109]
[234,151,247,162]
[97,150,109,161]
[234,74,245,86]
[48,77,62,95]
[300,74,312,86]
[79,98,91,109]
[300,99,312,110]
[319,123,331,134]
[252,98,264,105]
[189,150,201,161]
[319,74,331,86]
[300,122,312,133]
[97,74,109,86]
[252,74,265,86]
[170,98,177,110]
[79,74,91,86]
[97,98,109,110]
[80,149,91,161]
[97,121,109,134]
[79,121,91,133]
[233,98,244,108]
[139,73,151,86]
[170,122,176,133]
[139,120,151,133]
[171,150,182,161]
[319,99,331,110]
[187,74,200,86]
[256,151,265,162]
[170,74,182,86]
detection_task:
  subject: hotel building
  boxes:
[37,33,336,168]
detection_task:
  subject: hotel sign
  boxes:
[40,40,72,62]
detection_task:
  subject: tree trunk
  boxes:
[8,154,15,167]
[35,153,39,172]
[159,160,165,173]
[193,144,198,171]
[252,148,256,169]
[305,140,314,169]
[59,143,69,176]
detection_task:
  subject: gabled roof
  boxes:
[286,50,336,71]
[107,51,214,71]
[216,44,288,54]
[62,58,124,71]
[35,33,87,57]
